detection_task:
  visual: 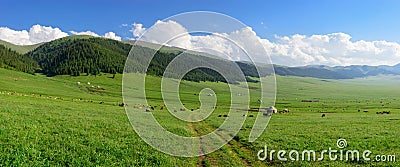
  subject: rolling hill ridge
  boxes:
[1,36,400,80]
[273,64,400,79]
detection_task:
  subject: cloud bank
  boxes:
[131,20,400,66]
[0,25,68,45]
[70,30,100,37]
[70,30,122,41]
[1,23,399,66]
[0,25,122,45]
[130,23,146,38]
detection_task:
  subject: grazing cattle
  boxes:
[99,101,104,104]
[87,82,91,85]
[223,115,228,117]
[150,106,155,110]
[257,99,262,103]
[76,82,81,85]
[279,109,290,114]
[363,110,368,113]
[218,115,222,117]
[249,115,254,117]
[180,108,186,111]
[173,110,177,112]
[145,109,151,112]
[322,114,326,118]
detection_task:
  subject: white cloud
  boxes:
[104,32,121,41]
[137,21,274,62]
[70,30,100,37]
[70,30,121,41]
[142,20,193,49]
[0,27,31,45]
[28,25,69,44]
[269,33,400,66]
[136,20,400,66]
[130,23,146,38]
[0,24,68,45]
[0,24,123,45]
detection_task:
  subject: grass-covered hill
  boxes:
[0,40,41,54]
[0,67,399,166]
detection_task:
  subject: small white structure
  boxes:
[87,82,91,85]
[263,106,278,117]
[269,106,278,113]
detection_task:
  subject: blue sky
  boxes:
[2,0,400,42]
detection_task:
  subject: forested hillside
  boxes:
[26,37,230,82]
[27,37,131,76]
[0,44,38,74]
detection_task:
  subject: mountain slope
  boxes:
[27,36,131,76]
[26,36,259,83]
[273,65,352,79]
[273,64,400,79]
[0,40,41,54]
[0,44,38,74]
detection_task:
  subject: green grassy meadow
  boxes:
[0,68,399,166]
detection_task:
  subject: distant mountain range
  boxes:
[1,37,400,81]
[273,64,400,79]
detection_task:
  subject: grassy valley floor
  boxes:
[0,68,399,166]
